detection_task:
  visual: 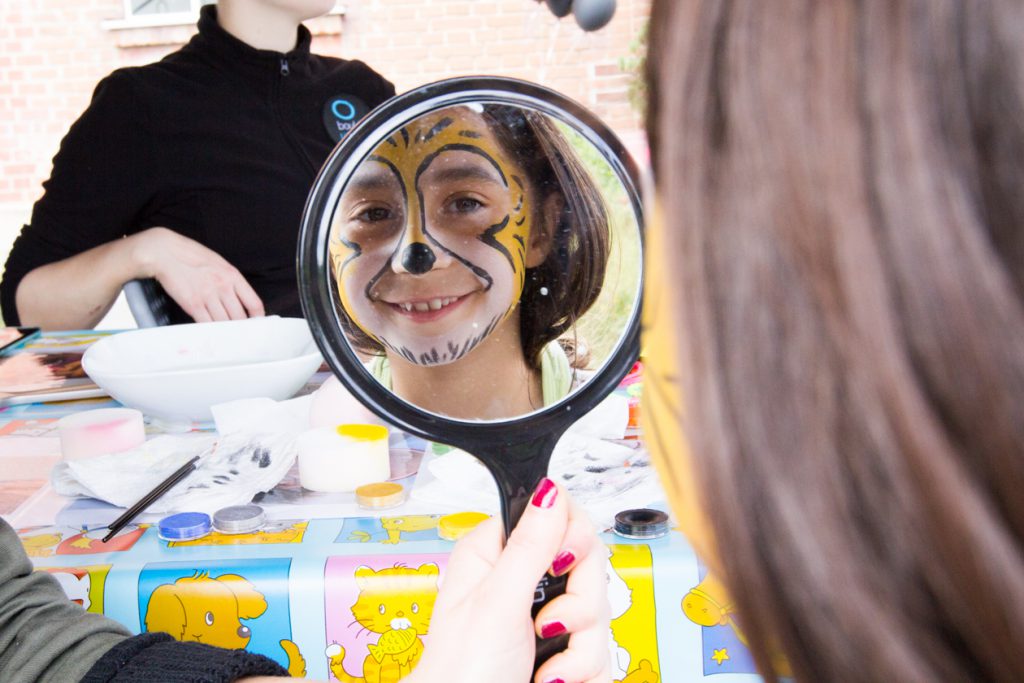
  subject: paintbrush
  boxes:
[101,455,200,543]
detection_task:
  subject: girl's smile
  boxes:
[385,293,470,320]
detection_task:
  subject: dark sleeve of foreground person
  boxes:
[0,519,288,682]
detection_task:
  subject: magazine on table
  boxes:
[0,350,106,406]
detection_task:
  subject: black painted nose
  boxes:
[401,242,436,274]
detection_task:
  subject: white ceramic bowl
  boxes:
[82,317,323,421]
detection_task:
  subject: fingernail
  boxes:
[550,550,576,577]
[531,477,557,508]
[540,620,568,639]
[542,677,566,683]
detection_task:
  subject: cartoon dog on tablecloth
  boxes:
[140,560,305,676]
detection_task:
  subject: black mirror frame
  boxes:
[298,76,644,450]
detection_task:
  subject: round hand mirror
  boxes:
[298,76,642,669]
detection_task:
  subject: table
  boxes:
[0,331,764,682]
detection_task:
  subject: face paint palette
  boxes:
[438,511,491,541]
[212,504,267,535]
[355,481,406,510]
[613,508,670,540]
[298,77,644,674]
[158,512,212,542]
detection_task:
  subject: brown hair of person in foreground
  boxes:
[644,0,1024,680]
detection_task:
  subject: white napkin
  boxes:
[548,433,664,529]
[51,431,298,515]
[410,392,663,530]
[50,395,312,515]
[211,395,312,436]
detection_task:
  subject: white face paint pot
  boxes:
[57,407,146,460]
[295,424,390,492]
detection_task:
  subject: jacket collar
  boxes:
[189,4,312,69]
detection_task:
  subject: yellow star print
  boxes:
[711,648,730,665]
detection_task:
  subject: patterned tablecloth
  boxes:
[2,332,765,682]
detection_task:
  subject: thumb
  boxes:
[488,478,568,603]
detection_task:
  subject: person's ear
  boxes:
[526,193,560,268]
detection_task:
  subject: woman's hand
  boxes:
[130,227,264,322]
[412,479,611,683]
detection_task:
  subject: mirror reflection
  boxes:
[326,103,640,421]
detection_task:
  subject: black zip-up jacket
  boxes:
[0,5,395,325]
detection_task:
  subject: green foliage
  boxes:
[557,123,642,367]
[618,21,648,116]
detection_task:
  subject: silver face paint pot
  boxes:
[212,504,267,535]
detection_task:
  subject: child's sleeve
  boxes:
[80,632,289,683]
[0,519,288,683]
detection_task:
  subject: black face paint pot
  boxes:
[613,508,670,540]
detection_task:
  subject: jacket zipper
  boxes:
[272,56,318,175]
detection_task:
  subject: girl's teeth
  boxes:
[398,296,459,312]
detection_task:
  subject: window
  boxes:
[103,0,215,30]
[104,0,342,31]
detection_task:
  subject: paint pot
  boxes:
[612,508,669,540]
[58,408,145,460]
[355,481,406,510]
[157,511,212,542]
[438,511,490,541]
[212,504,266,535]
[296,423,390,492]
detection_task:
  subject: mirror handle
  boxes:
[483,430,570,674]
[532,573,570,673]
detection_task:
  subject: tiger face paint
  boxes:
[640,197,720,571]
[330,107,535,366]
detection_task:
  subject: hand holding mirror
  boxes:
[298,77,643,672]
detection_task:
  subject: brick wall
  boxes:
[0,0,650,213]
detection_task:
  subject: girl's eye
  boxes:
[204,611,214,626]
[450,197,483,213]
[357,206,393,222]
[378,604,386,615]
[411,603,419,614]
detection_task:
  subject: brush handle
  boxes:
[101,455,199,542]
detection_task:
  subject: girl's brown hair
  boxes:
[646,1,1024,680]
[339,105,609,370]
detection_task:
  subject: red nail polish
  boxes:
[542,677,566,683]
[550,550,576,576]
[531,477,557,508]
[540,621,568,639]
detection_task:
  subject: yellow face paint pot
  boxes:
[437,511,490,541]
[355,481,406,510]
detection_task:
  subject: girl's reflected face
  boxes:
[331,107,533,366]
